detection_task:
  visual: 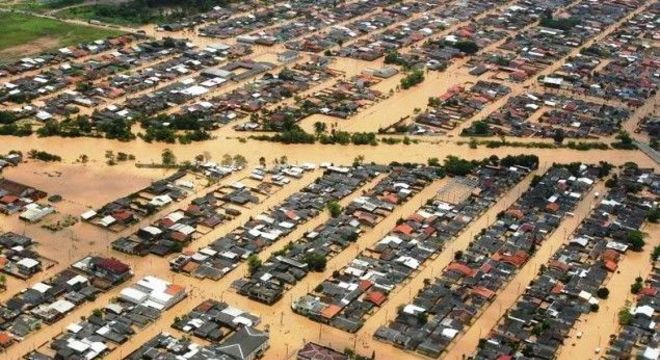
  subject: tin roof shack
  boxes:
[375,163,604,356]
[236,166,441,305]
[475,165,656,359]
[172,299,260,342]
[173,165,383,281]
[298,158,532,333]
[72,256,133,288]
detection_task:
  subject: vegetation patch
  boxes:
[0,13,122,60]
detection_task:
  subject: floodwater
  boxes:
[557,223,659,360]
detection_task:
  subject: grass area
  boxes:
[9,0,85,13]
[56,0,230,27]
[0,12,123,61]
[57,5,143,26]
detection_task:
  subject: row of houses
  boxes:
[125,56,337,135]
[25,276,186,360]
[88,59,272,123]
[334,1,449,61]
[33,41,244,124]
[254,74,385,130]
[408,81,511,135]
[295,158,533,333]
[172,299,260,342]
[112,164,312,257]
[374,163,605,357]
[81,170,197,232]
[0,152,21,173]
[125,326,269,360]
[198,0,335,39]
[542,6,659,107]
[375,0,563,74]
[605,257,659,359]
[0,256,132,350]
[169,164,384,280]
[0,34,141,77]
[463,92,631,138]
[241,0,401,47]
[0,178,52,223]
[155,1,256,31]
[234,165,442,305]
[0,232,57,280]
[1,38,193,106]
[284,0,432,54]
[468,0,644,83]
[475,165,657,359]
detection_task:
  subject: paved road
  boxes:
[635,141,660,164]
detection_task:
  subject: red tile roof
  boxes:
[394,223,414,235]
[97,257,130,274]
[321,304,342,319]
[447,262,476,277]
[365,291,387,306]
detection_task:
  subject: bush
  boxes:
[443,155,476,176]
[627,230,645,251]
[28,150,62,162]
[327,201,342,218]
[618,307,632,325]
[400,69,425,89]
[247,254,262,275]
[304,253,327,272]
[596,287,609,299]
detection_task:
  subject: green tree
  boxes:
[313,121,327,135]
[618,306,632,325]
[627,230,645,251]
[304,253,327,272]
[596,287,609,299]
[161,148,176,166]
[327,201,342,218]
[233,154,248,168]
[443,155,475,176]
[247,254,262,275]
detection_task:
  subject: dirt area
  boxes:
[0,37,59,62]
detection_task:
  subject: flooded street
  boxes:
[557,223,659,360]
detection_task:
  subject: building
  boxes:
[215,326,269,360]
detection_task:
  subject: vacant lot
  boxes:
[0,12,122,61]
